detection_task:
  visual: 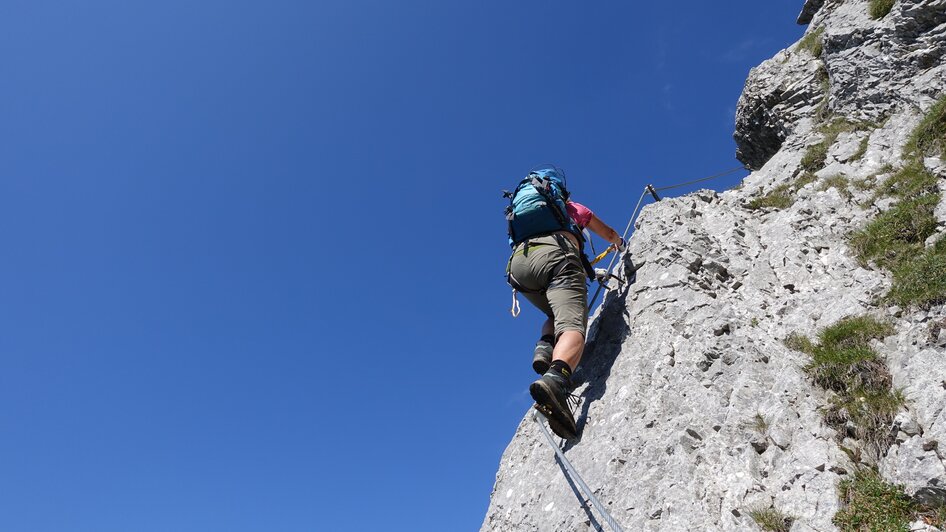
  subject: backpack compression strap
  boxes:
[529,177,581,240]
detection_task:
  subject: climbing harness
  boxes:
[532,410,625,532]
[586,165,747,314]
[511,289,521,317]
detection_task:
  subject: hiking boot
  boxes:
[530,372,578,441]
[532,340,553,375]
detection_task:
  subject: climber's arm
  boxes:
[587,214,623,249]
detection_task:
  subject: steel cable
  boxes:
[653,165,746,191]
[586,165,748,313]
[532,412,625,532]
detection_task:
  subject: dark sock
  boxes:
[549,360,572,381]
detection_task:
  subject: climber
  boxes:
[504,164,625,441]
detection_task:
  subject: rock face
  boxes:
[483,1,946,531]
[735,0,946,170]
[733,47,825,170]
[797,0,826,25]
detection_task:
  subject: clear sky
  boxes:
[1,1,807,530]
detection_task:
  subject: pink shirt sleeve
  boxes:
[566,201,594,229]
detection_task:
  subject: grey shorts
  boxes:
[507,234,588,339]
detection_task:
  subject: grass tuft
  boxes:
[749,507,794,532]
[747,184,793,211]
[826,388,906,454]
[797,26,825,57]
[851,135,870,161]
[868,0,896,20]
[888,236,946,309]
[852,176,877,192]
[751,413,769,435]
[784,332,815,353]
[801,142,831,173]
[929,506,946,528]
[746,173,820,211]
[849,193,939,269]
[816,315,894,350]
[795,172,819,190]
[788,316,900,459]
[872,161,939,200]
[819,174,853,199]
[801,119,862,173]
[848,99,946,308]
[905,96,946,159]
[853,164,895,195]
[835,469,914,531]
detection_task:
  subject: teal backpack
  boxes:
[504,165,582,246]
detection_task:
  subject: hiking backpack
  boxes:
[504,165,583,247]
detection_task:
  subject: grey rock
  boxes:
[735,0,946,170]
[895,412,923,436]
[797,0,825,25]
[880,435,946,490]
[750,435,770,454]
[909,520,943,532]
[914,486,946,510]
[734,47,824,170]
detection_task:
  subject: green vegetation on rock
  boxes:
[906,96,946,159]
[788,316,901,458]
[745,173,818,211]
[872,160,939,200]
[819,174,853,199]
[801,119,861,173]
[746,184,792,211]
[784,332,814,353]
[848,100,946,308]
[849,192,939,269]
[816,315,893,349]
[835,469,914,531]
[851,135,870,161]
[749,507,793,532]
[868,0,896,20]
[889,236,946,308]
[797,26,825,57]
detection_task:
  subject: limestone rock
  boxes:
[734,47,823,170]
[797,0,825,25]
[734,0,946,169]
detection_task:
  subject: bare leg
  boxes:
[552,330,584,371]
[541,318,554,338]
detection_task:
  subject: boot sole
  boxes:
[530,381,578,441]
[533,404,579,442]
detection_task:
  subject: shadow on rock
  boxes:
[566,274,633,452]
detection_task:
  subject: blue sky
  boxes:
[1,1,806,530]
